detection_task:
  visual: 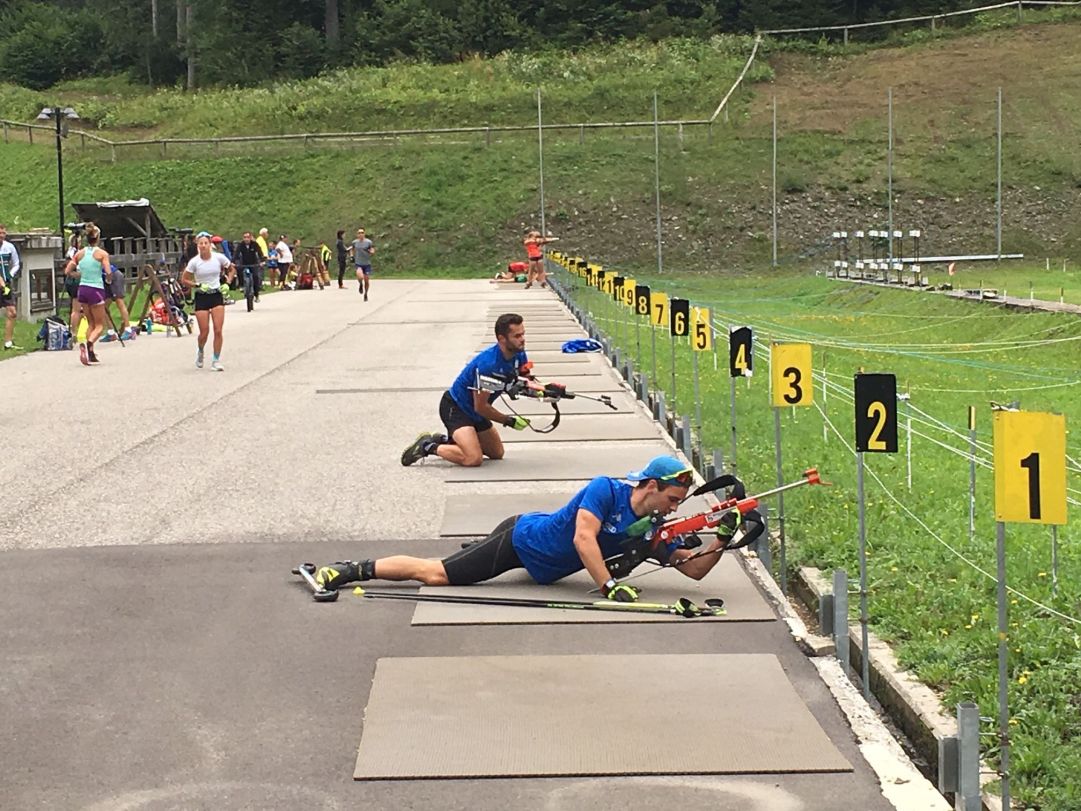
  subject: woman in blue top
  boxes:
[62,222,112,366]
[314,456,736,603]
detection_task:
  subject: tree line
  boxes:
[0,0,971,90]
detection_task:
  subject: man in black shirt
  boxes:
[234,231,266,304]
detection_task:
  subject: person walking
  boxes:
[0,224,22,351]
[102,263,133,339]
[275,235,294,290]
[180,232,235,371]
[62,222,111,365]
[335,230,348,289]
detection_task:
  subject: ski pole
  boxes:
[351,587,725,618]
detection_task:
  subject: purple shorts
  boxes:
[77,285,107,306]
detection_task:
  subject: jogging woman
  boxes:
[180,232,235,371]
[63,222,112,366]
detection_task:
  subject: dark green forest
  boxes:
[0,0,972,89]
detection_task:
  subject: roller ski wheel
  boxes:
[292,562,340,602]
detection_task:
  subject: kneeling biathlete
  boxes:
[315,456,746,601]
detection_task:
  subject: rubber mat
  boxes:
[410,558,775,624]
[354,653,850,778]
[439,491,580,535]
[441,441,674,482]
[498,415,662,443]
[521,351,593,363]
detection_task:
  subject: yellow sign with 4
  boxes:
[993,410,1067,525]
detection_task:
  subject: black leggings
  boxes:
[337,258,346,286]
[441,515,524,585]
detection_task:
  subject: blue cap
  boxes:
[196,230,211,239]
[626,455,692,483]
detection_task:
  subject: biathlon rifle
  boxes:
[474,369,617,433]
[602,468,825,582]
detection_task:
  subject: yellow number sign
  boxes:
[650,291,669,328]
[691,307,712,351]
[622,277,636,308]
[770,343,813,407]
[993,410,1067,525]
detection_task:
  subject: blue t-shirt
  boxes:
[512,477,677,585]
[448,343,529,421]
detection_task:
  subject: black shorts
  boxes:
[104,272,125,301]
[193,290,224,311]
[439,390,493,435]
[0,286,14,308]
[441,515,525,585]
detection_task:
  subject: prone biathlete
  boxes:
[315,456,739,601]
[181,232,236,371]
[400,313,531,468]
[62,222,112,366]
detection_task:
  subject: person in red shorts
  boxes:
[523,230,558,288]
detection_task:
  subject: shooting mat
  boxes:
[516,351,593,364]
[354,653,849,778]
[440,491,580,535]
[441,441,671,482]
[498,415,662,443]
[410,559,775,624]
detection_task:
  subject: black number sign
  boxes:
[729,326,753,378]
[854,373,898,453]
[669,298,690,337]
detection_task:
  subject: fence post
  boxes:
[833,568,850,674]
[681,415,693,459]
[2,121,7,143]
[27,125,33,144]
[956,702,981,811]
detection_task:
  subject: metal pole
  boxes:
[969,406,977,539]
[997,87,1003,260]
[995,520,1011,810]
[957,702,981,811]
[774,407,787,594]
[833,568,850,674]
[887,87,893,264]
[905,395,913,490]
[693,348,702,447]
[537,89,546,237]
[1052,525,1059,596]
[670,329,677,410]
[772,95,778,267]
[729,375,738,474]
[857,452,871,701]
[54,113,64,235]
[651,318,657,389]
[653,92,663,276]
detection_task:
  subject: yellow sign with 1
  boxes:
[993,410,1067,525]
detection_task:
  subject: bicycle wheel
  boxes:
[245,270,254,312]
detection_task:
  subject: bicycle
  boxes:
[241,265,259,312]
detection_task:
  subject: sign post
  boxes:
[992,408,1068,811]
[853,372,899,699]
[691,306,712,456]
[769,342,813,593]
[669,297,689,410]
[728,326,753,473]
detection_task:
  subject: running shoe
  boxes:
[195,348,204,369]
[78,343,90,366]
[315,561,361,590]
[3,341,22,350]
[88,348,101,364]
[363,292,368,301]
[401,432,435,466]
[211,360,224,372]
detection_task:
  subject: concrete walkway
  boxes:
[0,281,941,810]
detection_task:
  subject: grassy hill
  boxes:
[1,12,1080,274]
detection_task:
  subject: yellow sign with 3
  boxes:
[770,343,813,407]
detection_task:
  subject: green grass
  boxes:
[557,262,1081,810]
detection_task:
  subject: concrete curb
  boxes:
[793,566,1004,811]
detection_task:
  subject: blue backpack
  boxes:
[561,338,603,353]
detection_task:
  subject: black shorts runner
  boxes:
[441,515,524,585]
[439,390,493,435]
[194,290,225,311]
